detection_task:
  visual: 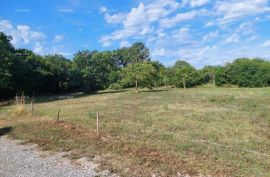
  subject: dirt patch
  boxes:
[0,119,6,126]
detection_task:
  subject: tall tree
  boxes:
[0,32,14,89]
[44,54,72,92]
[120,62,157,93]
[128,42,150,63]
[10,49,47,94]
[113,42,150,67]
[73,50,118,92]
[172,60,201,88]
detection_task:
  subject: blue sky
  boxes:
[1,0,270,67]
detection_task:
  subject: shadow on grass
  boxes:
[14,88,170,104]
[0,100,15,107]
[95,89,128,95]
[34,93,87,104]
[33,89,129,104]
[140,88,171,93]
[0,126,12,136]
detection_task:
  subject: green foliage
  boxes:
[149,61,168,87]
[0,32,14,89]
[128,42,150,63]
[109,82,123,90]
[171,60,201,88]
[226,58,270,87]
[73,50,118,93]
[112,42,150,67]
[11,49,47,93]
[119,62,158,90]
[43,54,73,92]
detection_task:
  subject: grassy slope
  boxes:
[0,87,270,176]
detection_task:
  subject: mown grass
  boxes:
[0,87,270,176]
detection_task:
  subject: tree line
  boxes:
[1,32,270,99]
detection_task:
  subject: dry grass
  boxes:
[0,87,270,176]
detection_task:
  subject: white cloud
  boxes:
[172,27,193,44]
[99,0,270,66]
[99,35,112,47]
[156,28,166,38]
[262,40,270,47]
[204,21,214,27]
[123,3,150,33]
[33,42,44,54]
[54,35,64,43]
[246,35,257,42]
[236,21,254,35]
[224,33,240,44]
[152,48,167,57]
[0,19,45,46]
[0,19,76,56]
[99,6,108,13]
[120,40,130,47]
[50,45,72,57]
[221,20,257,44]
[100,0,180,46]
[104,13,126,24]
[215,0,270,24]
[181,0,210,8]
[159,10,198,28]
[189,0,210,8]
[144,0,179,21]
[202,31,219,41]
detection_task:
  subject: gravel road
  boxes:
[0,136,116,177]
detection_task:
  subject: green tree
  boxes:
[120,62,157,93]
[113,42,150,67]
[172,60,201,88]
[226,58,270,87]
[10,49,48,94]
[128,42,150,63]
[73,50,118,92]
[44,54,72,92]
[0,32,14,89]
[149,61,169,87]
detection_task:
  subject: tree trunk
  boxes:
[135,79,138,93]
[212,68,216,86]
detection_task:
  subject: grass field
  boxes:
[0,87,270,176]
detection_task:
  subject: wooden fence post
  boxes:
[57,108,60,123]
[15,94,18,105]
[96,112,99,136]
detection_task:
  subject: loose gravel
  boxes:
[0,136,116,177]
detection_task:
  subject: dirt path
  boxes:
[0,136,116,177]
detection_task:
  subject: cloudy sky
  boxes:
[0,0,270,67]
